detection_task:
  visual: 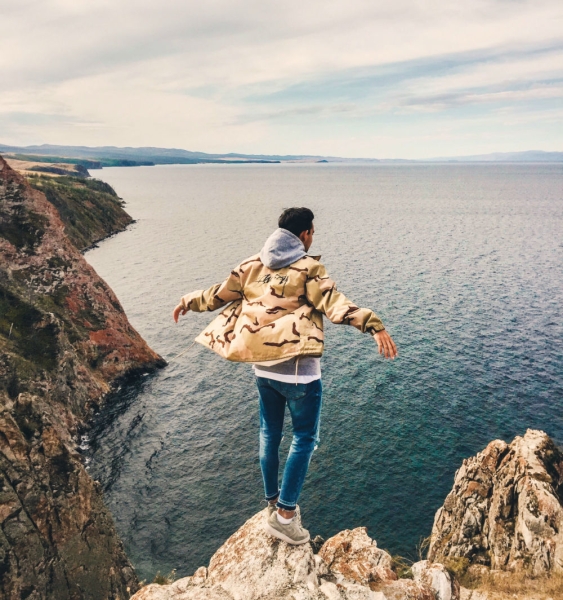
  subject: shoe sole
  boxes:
[263,522,310,545]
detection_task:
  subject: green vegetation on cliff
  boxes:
[0,287,59,374]
[27,174,133,251]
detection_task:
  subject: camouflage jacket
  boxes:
[180,254,385,362]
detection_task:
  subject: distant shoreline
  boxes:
[1,143,562,169]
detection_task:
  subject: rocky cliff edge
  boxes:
[0,156,165,599]
[429,429,563,575]
[132,508,459,600]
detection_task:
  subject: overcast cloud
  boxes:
[1,0,562,157]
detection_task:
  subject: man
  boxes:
[173,207,397,545]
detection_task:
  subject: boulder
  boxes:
[429,429,563,574]
[132,509,457,600]
[317,526,396,587]
[412,560,459,600]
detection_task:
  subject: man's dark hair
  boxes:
[278,207,314,237]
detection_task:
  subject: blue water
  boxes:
[84,163,563,581]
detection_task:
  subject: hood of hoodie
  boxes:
[259,228,306,269]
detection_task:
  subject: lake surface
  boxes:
[84,163,563,580]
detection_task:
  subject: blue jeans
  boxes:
[257,377,322,511]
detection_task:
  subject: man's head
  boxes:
[278,207,315,251]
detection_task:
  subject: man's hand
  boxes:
[373,330,398,359]
[173,303,188,323]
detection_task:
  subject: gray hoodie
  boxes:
[253,228,321,382]
[259,227,306,269]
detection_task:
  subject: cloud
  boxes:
[1,0,562,156]
[398,80,563,112]
[232,41,563,122]
[241,40,563,101]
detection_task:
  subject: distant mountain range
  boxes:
[0,143,330,166]
[0,143,561,166]
[427,150,563,162]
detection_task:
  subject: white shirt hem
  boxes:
[253,367,321,384]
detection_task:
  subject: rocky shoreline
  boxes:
[0,157,165,598]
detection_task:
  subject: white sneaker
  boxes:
[264,510,310,545]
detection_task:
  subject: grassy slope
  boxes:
[27,174,133,251]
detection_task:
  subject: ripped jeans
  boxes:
[256,377,322,511]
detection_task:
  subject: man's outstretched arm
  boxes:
[173,270,243,323]
[305,263,398,359]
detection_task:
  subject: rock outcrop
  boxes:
[429,429,563,574]
[132,509,459,600]
[0,156,165,598]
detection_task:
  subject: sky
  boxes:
[1,0,562,158]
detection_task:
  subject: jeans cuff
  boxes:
[265,490,280,502]
[276,499,296,511]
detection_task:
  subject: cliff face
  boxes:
[0,156,165,599]
[131,509,459,600]
[428,429,563,574]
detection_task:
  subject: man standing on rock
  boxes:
[173,207,397,545]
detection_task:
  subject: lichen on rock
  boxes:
[132,509,458,600]
[428,429,563,575]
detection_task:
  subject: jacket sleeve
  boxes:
[180,269,243,312]
[305,262,385,334]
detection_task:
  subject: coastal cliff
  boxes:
[0,156,164,598]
